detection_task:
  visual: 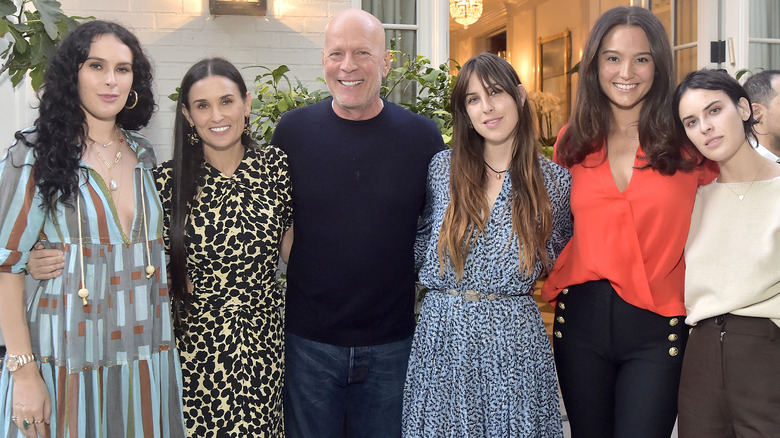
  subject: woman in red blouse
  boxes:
[541,6,717,437]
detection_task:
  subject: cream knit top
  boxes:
[684,176,780,327]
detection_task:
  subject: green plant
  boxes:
[382,51,457,145]
[0,0,88,90]
[249,64,331,145]
[248,54,457,147]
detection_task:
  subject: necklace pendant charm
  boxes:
[109,179,118,191]
[496,173,501,180]
[738,194,745,201]
[116,151,122,160]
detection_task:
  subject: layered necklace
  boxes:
[485,161,509,180]
[88,127,125,191]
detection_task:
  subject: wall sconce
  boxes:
[209,0,267,16]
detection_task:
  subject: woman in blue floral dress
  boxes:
[402,53,572,437]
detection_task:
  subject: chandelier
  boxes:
[450,0,483,27]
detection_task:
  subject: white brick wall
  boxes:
[1,0,351,160]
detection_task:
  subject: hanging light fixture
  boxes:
[450,0,483,27]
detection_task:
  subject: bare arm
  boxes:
[280,223,294,264]
[0,272,52,435]
[26,242,65,281]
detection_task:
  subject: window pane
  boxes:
[748,0,780,71]
[674,0,697,45]
[362,0,416,25]
[652,0,672,43]
[385,29,417,105]
[749,43,780,70]
[749,0,780,39]
[675,47,697,84]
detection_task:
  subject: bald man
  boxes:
[270,9,444,437]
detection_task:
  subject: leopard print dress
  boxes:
[155,146,292,437]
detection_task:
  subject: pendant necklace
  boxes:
[722,159,766,201]
[90,142,123,191]
[485,161,509,180]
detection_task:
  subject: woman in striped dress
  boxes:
[0,21,185,437]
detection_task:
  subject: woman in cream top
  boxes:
[674,68,780,438]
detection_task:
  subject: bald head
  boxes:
[322,9,391,120]
[325,9,386,49]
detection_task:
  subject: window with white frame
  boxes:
[358,0,448,104]
[748,0,780,70]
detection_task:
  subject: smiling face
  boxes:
[322,10,391,121]
[464,73,521,150]
[78,33,134,124]
[678,88,752,164]
[598,25,655,112]
[183,75,251,155]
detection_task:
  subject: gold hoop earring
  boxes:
[125,90,139,110]
[188,124,200,146]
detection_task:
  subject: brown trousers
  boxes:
[678,314,780,438]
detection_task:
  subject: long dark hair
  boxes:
[557,6,699,174]
[169,58,254,328]
[23,20,154,211]
[438,52,553,278]
[673,69,758,148]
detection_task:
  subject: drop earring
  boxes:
[188,124,200,146]
[244,116,251,136]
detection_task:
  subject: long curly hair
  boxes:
[22,20,155,212]
[438,53,553,279]
[168,57,254,333]
[557,6,700,174]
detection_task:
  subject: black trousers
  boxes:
[678,314,780,438]
[553,280,687,438]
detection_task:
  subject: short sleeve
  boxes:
[0,140,47,273]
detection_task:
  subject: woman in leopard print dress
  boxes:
[155,58,292,437]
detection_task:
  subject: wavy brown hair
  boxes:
[557,6,700,174]
[438,53,552,279]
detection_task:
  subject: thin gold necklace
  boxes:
[90,142,122,191]
[88,125,120,148]
[722,160,766,201]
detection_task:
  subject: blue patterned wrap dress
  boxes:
[0,128,186,438]
[402,149,572,437]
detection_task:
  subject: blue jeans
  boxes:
[284,332,413,438]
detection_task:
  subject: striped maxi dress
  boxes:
[0,128,186,438]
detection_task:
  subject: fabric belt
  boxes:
[439,289,526,302]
